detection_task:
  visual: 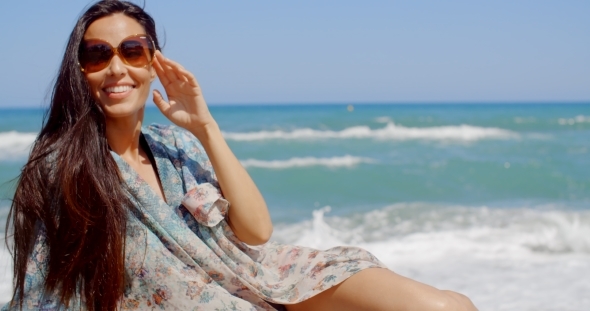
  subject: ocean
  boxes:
[1,103,589,310]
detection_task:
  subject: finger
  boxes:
[162,61,181,85]
[153,52,170,86]
[158,54,194,84]
[155,52,201,94]
[156,54,184,88]
[154,52,183,83]
[172,64,199,88]
[162,59,199,88]
[152,89,170,115]
[158,53,186,71]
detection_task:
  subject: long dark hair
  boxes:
[6,1,161,310]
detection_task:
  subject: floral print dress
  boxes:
[4,124,387,311]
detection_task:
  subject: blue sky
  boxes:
[0,0,588,107]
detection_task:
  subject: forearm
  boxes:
[189,122,273,245]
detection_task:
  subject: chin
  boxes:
[102,102,146,120]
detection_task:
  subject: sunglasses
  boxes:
[78,34,155,73]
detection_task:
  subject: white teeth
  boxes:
[104,85,134,93]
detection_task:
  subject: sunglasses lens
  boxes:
[80,43,113,73]
[120,37,153,67]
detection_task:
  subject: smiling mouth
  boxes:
[103,85,135,93]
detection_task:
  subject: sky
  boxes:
[0,0,588,107]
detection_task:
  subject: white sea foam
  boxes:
[223,122,519,142]
[272,204,590,310]
[240,155,376,169]
[0,205,13,304]
[0,243,11,304]
[2,204,588,308]
[558,115,590,125]
[0,131,36,161]
[274,203,590,254]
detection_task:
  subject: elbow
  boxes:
[246,224,273,246]
[227,217,273,246]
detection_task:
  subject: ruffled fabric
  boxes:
[182,183,230,227]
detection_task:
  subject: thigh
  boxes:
[285,268,469,311]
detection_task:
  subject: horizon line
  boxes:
[1,100,589,109]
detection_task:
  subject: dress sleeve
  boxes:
[181,182,230,227]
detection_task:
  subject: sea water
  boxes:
[1,103,589,310]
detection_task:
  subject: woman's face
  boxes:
[83,13,155,120]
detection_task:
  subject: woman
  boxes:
[4,1,477,310]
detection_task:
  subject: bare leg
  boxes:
[285,268,477,311]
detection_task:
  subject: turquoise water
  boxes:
[1,103,590,309]
[1,104,590,221]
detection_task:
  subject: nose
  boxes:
[106,53,127,76]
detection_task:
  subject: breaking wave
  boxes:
[223,122,519,142]
[240,155,376,169]
[0,131,36,161]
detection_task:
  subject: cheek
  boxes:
[83,73,108,105]
[133,72,154,101]
[84,74,102,92]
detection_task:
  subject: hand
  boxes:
[152,51,216,135]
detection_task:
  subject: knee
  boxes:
[438,290,477,311]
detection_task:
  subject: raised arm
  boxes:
[151,51,273,245]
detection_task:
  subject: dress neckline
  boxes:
[110,128,176,208]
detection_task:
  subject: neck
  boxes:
[105,108,145,162]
